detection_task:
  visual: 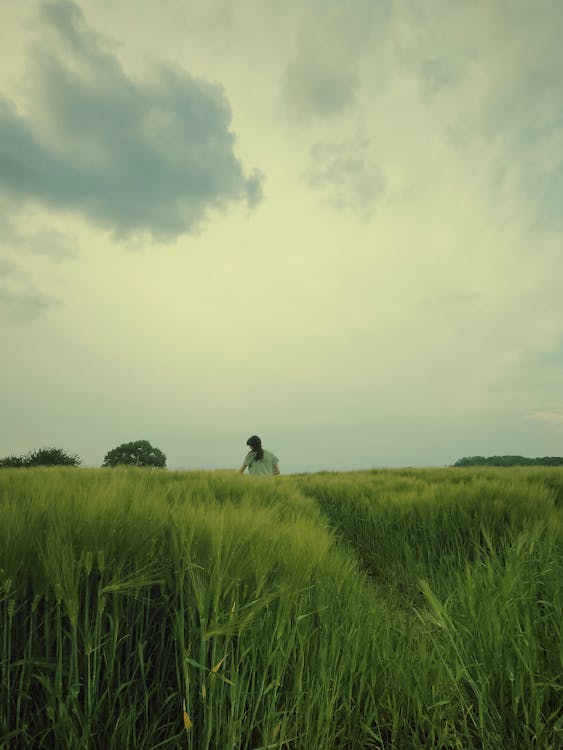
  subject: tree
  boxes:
[453,455,563,467]
[25,447,81,467]
[0,455,26,468]
[0,447,81,468]
[453,456,487,467]
[102,440,167,468]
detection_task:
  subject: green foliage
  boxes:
[0,447,80,468]
[454,454,563,467]
[25,447,81,467]
[0,455,26,468]
[0,467,561,748]
[102,439,166,468]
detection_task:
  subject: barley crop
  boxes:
[0,467,561,748]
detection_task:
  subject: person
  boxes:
[239,435,280,476]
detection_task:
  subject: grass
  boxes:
[0,467,561,748]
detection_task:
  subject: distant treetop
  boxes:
[102,440,166,468]
[0,447,81,468]
[453,455,563,467]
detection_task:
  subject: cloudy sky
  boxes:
[1,0,562,472]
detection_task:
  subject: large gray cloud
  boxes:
[0,0,263,238]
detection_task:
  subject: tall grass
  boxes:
[0,467,561,748]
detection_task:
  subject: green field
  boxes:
[1,467,561,749]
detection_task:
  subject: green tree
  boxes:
[0,447,81,467]
[102,440,167,468]
[453,456,487,467]
[25,447,81,467]
[0,455,26,468]
[453,455,563,467]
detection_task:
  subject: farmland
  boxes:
[0,467,561,749]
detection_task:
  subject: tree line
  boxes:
[4,446,562,470]
[0,440,166,468]
[453,455,563,467]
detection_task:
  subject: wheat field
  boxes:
[0,467,561,749]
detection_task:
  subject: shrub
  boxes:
[0,455,26,468]
[25,447,81,467]
[0,447,81,468]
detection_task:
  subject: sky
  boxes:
[1,0,562,473]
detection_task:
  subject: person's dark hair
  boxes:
[246,435,264,461]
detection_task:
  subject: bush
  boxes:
[0,447,81,468]
[25,447,81,467]
[0,455,27,468]
[102,439,166,468]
